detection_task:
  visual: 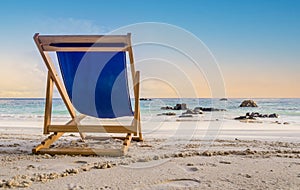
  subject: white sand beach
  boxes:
[1,119,299,189]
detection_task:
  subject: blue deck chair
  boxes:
[33,33,142,156]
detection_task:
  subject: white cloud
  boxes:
[37,18,111,34]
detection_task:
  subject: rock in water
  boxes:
[240,100,258,107]
[235,112,279,120]
[157,112,176,116]
[161,103,188,110]
[179,114,193,118]
[161,106,173,110]
[234,116,249,120]
[220,98,228,101]
[140,98,152,101]
[174,103,187,110]
[268,113,279,118]
[194,107,226,112]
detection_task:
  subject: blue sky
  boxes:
[0,0,299,97]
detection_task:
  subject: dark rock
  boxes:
[234,116,248,120]
[205,108,226,111]
[212,108,226,111]
[161,106,173,110]
[250,112,260,117]
[240,100,258,107]
[268,113,279,118]
[179,114,193,118]
[174,103,187,110]
[248,115,255,120]
[140,98,152,101]
[161,103,188,110]
[220,98,228,101]
[157,112,176,116]
[164,112,176,116]
[181,103,187,110]
[236,112,279,120]
[283,122,290,125]
[194,107,226,112]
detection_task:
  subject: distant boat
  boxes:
[220,98,228,101]
[140,98,152,101]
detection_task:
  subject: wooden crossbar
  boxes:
[48,125,137,133]
[38,35,129,44]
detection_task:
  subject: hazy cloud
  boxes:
[37,18,111,34]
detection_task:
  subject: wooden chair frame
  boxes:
[33,33,143,156]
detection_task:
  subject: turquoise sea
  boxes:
[0,98,299,125]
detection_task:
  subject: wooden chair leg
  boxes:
[79,132,86,140]
[32,132,64,153]
[122,133,132,154]
[44,72,53,135]
[137,112,143,141]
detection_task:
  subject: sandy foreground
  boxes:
[0,124,300,190]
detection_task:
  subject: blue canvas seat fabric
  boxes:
[57,51,133,118]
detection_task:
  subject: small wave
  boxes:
[0,114,15,118]
[176,118,202,122]
[0,114,67,120]
[277,108,299,111]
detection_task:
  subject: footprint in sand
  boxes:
[187,167,199,172]
[185,163,199,172]
[135,179,201,190]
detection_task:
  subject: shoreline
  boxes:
[1,117,299,142]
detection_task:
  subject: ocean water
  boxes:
[0,98,299,125]
[1,98,300,142]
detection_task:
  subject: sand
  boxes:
[0,123,300,190]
